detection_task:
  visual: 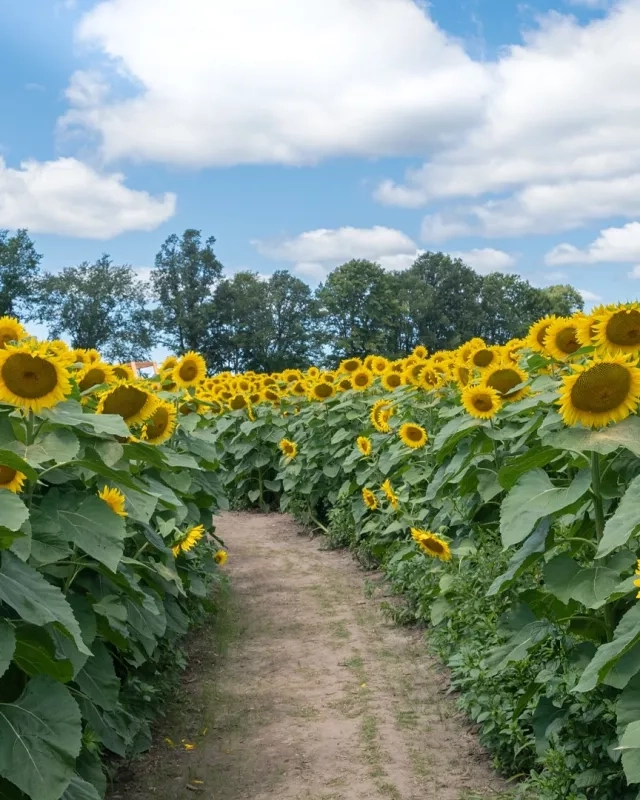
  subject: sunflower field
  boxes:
[3,302,640,799]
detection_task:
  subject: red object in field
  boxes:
[130,360,158,377]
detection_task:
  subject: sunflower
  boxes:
[399,422,428,449]
[263,388,280,404]
[352,368,374,391]
[593,306,640,355]
[356,436,372,457]
[0,466,26,493]
[481,364,529,403]
[461,385,503,420]
[85,349,102,364]
[403,361,426,386]
[410,528,451,562]
[338,357,362,374]
[469,345,500,370]
[173,351,207,388]
[362,487,378,510]
[412,345,428,359]
[557,352,640,428]
[0,317,27,349]
[172,524,205,557]
[421,366,442,390]
[0,342,72,413]
[371,356,389,375]
[501,339,525,365]
[228,393,249,410]
[309,381,335,401]
[381,370,403,391]
[78,362,115,393]
[381,478,398,510]
[72,348,90,365]
[575,314,598,348]
[161,355,178,373]
[320,371,336,384]
[389,360,406,374]
[214,549,228,566]
[458,339,485,365]
[337,377,353,392]
[98,486,127,517]
[142,400,177,444]
[526,315,557,354]
[370,399,393,433]
[307,366,320,380]
[291,380,308,397]
[544,318,581,360]
[279,438,298,459]
[283,369,301,383]
[453,363,471,388]
[97,382,159,425]
[113,364,136,381]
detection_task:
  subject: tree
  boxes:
[541,284,585,317]
[263,271,320,371]
[478,273,553,343]
[33,255,154,361]
[152,229,224,353]
[316,260,402,360]
[0,229,41,318]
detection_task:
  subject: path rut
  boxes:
[115,511,508,800]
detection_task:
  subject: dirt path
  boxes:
[115,512,508,800]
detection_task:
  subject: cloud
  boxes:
[25,83,45,92]
[449,248,517,275]
[545,221,640,264]
[254,225,422,283]
[566,0,610,8]
[0,157,176,238]
[61,0,489,167]
[577,288,603,302]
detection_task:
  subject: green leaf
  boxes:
[597,474,640,559]
[94,440,124,467]
[115,483,157,525]
[0,676,82,800]
[40,429,80,463]
[0,551,91,655]
[43,400,130,437]
[430,597,452,626]
[616,720,640,784]
[163,451,200,470]
[575,604,640,693]
[0,450,38,482]
[13,624,74,682]
[565,565,622,609]
[248,489,260,503]
[58,496,127,573]
[75,641,120,711]
[543,416,640,457]
[487,621,553,675]
[0,492,29,532]
[487,519,551,596]
[497,447,560,490]
[500,469,591,548]
[323,463,340,478]
[543,554,582,605]
[263,479,281,492]
[0,621,15,679]
[92,595,128,625]
[61,775,102,800]
[616,674,640,733]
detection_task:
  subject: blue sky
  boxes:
[0,0,636,328]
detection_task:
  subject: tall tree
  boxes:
[263,270,320,371]
[479,273,553,343]
[152,229,224,353]
[0,229,41,318]
[316,260,401,360]
[33,255,153,361]
[541,284,585,317]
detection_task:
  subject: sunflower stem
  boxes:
[591,451,605,541]
[25,410,35,446]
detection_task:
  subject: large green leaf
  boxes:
[597,474,640,559]
[0,621,15,679]
[565,565,623,609]
[487,519,551,597]
[543,554,581,604]
[500,469,591,548]
[487,621,553,675]
[0,551,90,655]
[0,677,82,800]
[60,775,102,800]
[40,429,80,464]
[0,450,38,483]
[114,483,157,524]
[13,624,74,682]
[543,416,640,457]
[58,496,127,572]
[42,400,130,437]
[616,719,640,784]
[574,604,640,693]
[497,447,560,491]
[75,641,120,711]
[0,492,29,533]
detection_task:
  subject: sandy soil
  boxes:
[113,511,508,800]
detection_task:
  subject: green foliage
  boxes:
[0,229,41,318]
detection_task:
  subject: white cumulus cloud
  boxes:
[0,157,176,238]
[449,248,517,275]
[545,221,640,264]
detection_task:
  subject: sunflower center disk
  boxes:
[0,465,17,483]
[2,353,58,398]
[473,395,493,412]
[607,311,640,346]
[487,369,520,396]
[572,364,632,412]
[102,386,149,419]
[556,328,580,354]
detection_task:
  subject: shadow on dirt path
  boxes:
[112,511,510,800]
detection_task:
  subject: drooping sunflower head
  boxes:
[381,369,404,391]
[278,438,298,459]
[362,487,378,510]
[173,351,207,388]
[370,399,393,433]
[338,357,362,375]
[352,368,374,392]
[214,549,228,566]
[0,341,72,413]
[0,317,27,350]
[364,355,376,371]
[112,364,136,382]
[381,478,398,509]
[356,436,372,457]
[481,364,529,403]
[97,382,160,425]
[544,318,581,360]
[98,486,128,517]
[0,465,26,493]
[557,352,640,428]
[526,315,558,354]
[412,345,428,360]
[574,313,599,348]
[453,363,471,388]
[399,422,428,449]
[593,305,640,355]
[461,384,503,420]
[173,524,206,557]
[142,400,178,445]
[78,362,116,393]
[410,528,452,562]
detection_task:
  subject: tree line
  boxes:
[1,227,584,370]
